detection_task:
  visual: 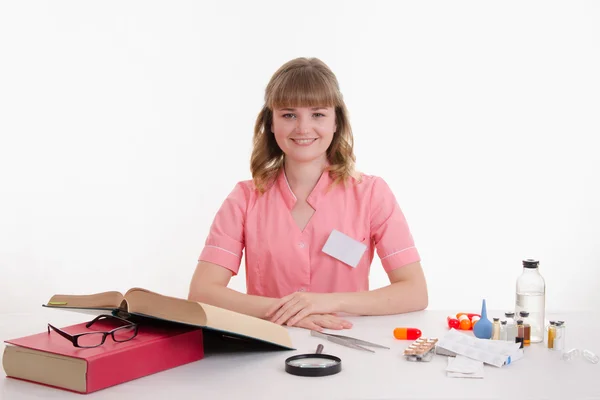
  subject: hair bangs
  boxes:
[267,67,339,110]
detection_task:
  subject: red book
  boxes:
[2,318,204,394]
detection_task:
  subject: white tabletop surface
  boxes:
[1,309,598,400]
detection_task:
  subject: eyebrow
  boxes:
[277,107,329,111]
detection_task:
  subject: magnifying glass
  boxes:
[285,344,342,377]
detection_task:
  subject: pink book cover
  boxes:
[4,319,204,393]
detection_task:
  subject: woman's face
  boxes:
[271,106,337,164]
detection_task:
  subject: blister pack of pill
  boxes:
[403,337,438,362]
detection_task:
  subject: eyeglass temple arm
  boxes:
[47,324,76,345]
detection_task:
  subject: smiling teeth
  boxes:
[293,139,316,144]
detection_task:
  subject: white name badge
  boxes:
[322,229,367,268]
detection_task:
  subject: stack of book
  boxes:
[2,287,294,394]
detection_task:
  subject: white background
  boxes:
[1,1,599,315]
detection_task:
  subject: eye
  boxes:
[282,113,295,119]
[313,113,325,118]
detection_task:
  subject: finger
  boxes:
[324,315,353,329]
[330,316,353,329]
[274,301,307,326]
[271,297,301,324]
[265,294,292,318]
[275,302,304,326]
[312,317,342,330]
[266,301,285,320]
[290,318,323,332]
[265,301,283,319]
[269,297,298,322]
[314,316,346,330]
[287,307,313,327]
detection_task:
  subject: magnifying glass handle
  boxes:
[316,344,324,354]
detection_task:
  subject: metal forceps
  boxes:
[311,330,390,353]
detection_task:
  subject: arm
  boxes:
[188,182,279,318]
[266,261,428,326]
[188,260,354,330]
[335,176,428,315]
[333,261,428,315]
[187,260,277,319]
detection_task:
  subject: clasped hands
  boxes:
[264,292,352,331]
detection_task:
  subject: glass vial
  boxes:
[519,311,531,346]
[516,320,524,348]
[547,321,556,349]
[500,320,507,341]
[504,312,517,343]
[583,349,599,364]
[515,259,545,343]
[492,318,500,340]
[554,321,565,351]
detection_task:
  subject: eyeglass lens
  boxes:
[113,326,137,342]
[77,333,107,348]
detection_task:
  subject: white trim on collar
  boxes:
[283,170,297,201]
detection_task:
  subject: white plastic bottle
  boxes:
[515,259,546,343]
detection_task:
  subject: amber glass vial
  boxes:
[547,321,556,349]
[524,323,531,346]
[516,320,525,348]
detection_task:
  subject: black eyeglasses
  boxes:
[47,314,139,348]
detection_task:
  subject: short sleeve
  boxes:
[370,177,421,272]
[198,182,249,275]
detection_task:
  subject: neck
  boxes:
[283,156,328,198]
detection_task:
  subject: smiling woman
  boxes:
[188,57,428,332]
[251,58,357,194]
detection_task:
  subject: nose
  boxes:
[294,115,310,135]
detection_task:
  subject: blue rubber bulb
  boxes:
[473,299,493,339]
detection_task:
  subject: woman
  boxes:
[188,57,428,331]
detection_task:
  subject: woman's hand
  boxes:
[288,314,352,331]
[265,292,341,326]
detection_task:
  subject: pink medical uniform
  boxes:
[198,169,420,298]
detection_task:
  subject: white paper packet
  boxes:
[437,329,522,367]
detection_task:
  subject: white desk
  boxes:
[1,309,598,400]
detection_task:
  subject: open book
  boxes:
[42,287,294,350]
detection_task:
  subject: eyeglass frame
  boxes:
[47,314,139,348]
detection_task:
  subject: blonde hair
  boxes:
[250,57,358,193]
